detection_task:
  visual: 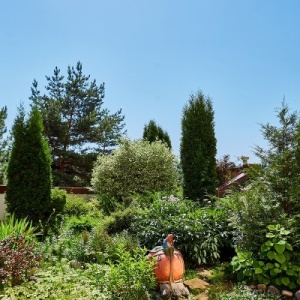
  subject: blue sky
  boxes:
[1,1,300,164]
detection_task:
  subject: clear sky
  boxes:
[1,1,300,164]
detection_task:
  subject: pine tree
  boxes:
[30,62,126,186]
[180,91,217,202]
[6,106,53,227]
[143,120,172,149]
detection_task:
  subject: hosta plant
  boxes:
[231,224,300,289]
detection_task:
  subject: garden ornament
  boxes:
[148,234,189,299]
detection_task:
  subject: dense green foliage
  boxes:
[231,225,300,290]
[63,194,98,217]
[0,214,36,241]
[222,183,286,253]
[5,107,53,229]
[49,188,67,217]
[129,199,233,266]
[249,101,300,256]
[0,106,8,184]
[143,119,172,149]
[4,95,300,298]
[30,61,126,186]
[106,245,156,300]
[1,247,155,300]
[91,139,178,202]
[253,100,300,215]
[105,205,142,234]
[180,90,217,202]
[223,100,300,290]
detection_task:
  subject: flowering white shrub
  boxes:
[91,139,178,200]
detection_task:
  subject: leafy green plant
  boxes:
[105,206,142,234]
[50,188,67,215]
[222,184,287,253]
[105,245,156,300]
[64,194,100,217]
[129,199,233,266]
[231,224,300,289]
[39,228,97,264]
[90,231,140,264]
[0,214,36,241]
[66,216,95,233]
[39,222,140,265]
[0,235,41,289]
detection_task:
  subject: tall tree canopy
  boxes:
[30,62,126,186]
[253,100,300,215]
[180,90,217,202]
[143,120,172,149]
[6,106,53,227]
[0,106,8,184]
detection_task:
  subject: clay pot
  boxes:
[148,249,185,282]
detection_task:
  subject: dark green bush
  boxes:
[67,217,94,233]
[106,206,142,235]
[64,194,93,217]
[50,188,67,215]
[221,184,287,253]
[129,199,233,266]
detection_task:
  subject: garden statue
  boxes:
[148,234,190,299]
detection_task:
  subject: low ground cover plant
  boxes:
[0,246,155,300]
[213,284,278,300]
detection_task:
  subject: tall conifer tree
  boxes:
[30,62,126,186]
[6,106,53,227]
[143,120,172,149]
[180,91,217,202]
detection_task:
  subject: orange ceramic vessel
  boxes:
[148,249,185,282]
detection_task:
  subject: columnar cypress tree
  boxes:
[6,106,53,227]
[180,91,217,202]
[143,120,172,149]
